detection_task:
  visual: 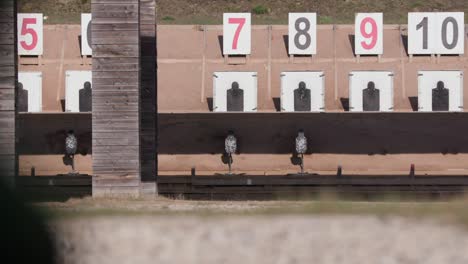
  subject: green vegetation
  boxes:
[252,5,269,15]
[162,16,175,21]
[18,0,468,25]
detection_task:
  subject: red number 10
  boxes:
[20,18,38,51]
[228,18,246,50]
[360,17,377,50]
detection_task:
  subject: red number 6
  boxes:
[228,18,246,50]
[20,18,38,51]
[360,17,377,50]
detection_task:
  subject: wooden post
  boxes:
[139,0,157,196]
[0,0,17,186]
[91,0,141,197]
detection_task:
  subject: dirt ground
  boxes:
[52,215,468,264]
[18,0,468,24]
[44,198,468,264]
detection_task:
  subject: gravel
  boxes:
[52,215,468,264]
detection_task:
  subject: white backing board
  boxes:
[18,72,42,112]
[418,71,463,112]
[280,71,324,112]
[65,71,92,112]
[349,71,394,112]
[213,72,257,112]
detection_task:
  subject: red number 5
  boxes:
[20,18,38,51]
[228,18,245,50]
[360,17,377,50]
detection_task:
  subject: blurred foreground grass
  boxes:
[34,195,468,229]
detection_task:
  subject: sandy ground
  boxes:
[52,214,468,264]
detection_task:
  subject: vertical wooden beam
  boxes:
[139,0,158,195]
[91,0,141,197]
[0,0,17,186]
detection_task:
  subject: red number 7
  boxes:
[228,18,246,50]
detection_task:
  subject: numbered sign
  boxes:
[349,71,393,112]
[65,71,92,112]
[354,13,383,55]
[81,13,92,56]
[18,72,42,112]
[418,71,463,112]
[409,12,464,55]
[17,13,43,56]
[288,13,317,55]
[213,72,257,112]
[223,13,251,55]
[280,71,324,112]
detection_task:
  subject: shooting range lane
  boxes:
[15,22,468,176]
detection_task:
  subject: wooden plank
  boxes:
[0,0,16,181]
[139,0,157,184]
[92,0,141,195]
[92,44,139,57]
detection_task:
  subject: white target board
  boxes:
[17,13,43,56]
[408,12,464,55]
[288,13,317,55]
[18,72,42,112]
[280,71,324,112]
[417,71,463,112]
[349,71,394,112]
[213,72,257,112]
[81,13,92,56]
[223,13,251,55]
[354,13,383,55]
[65,71,92,112]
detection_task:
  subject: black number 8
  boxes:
[294,17,311,50]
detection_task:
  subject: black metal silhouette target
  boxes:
[226,82,244,112]
[362,81,380,111]
[293,81,311,111]
[432,81,449,111]
[79,81,92,112]
[17,82,28,112]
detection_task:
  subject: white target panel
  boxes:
[81,13,92,56]
[349,71,394,112]
[213,72,257,112]
[354,13,383,55]
[223,13,251,55]
[288,13,317,55]
[65,71,92,112]
[18,72,42,112]
[417,71,463,112]
[408,12,464,55]
[280,71,324,112]
[17,13,43,56]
